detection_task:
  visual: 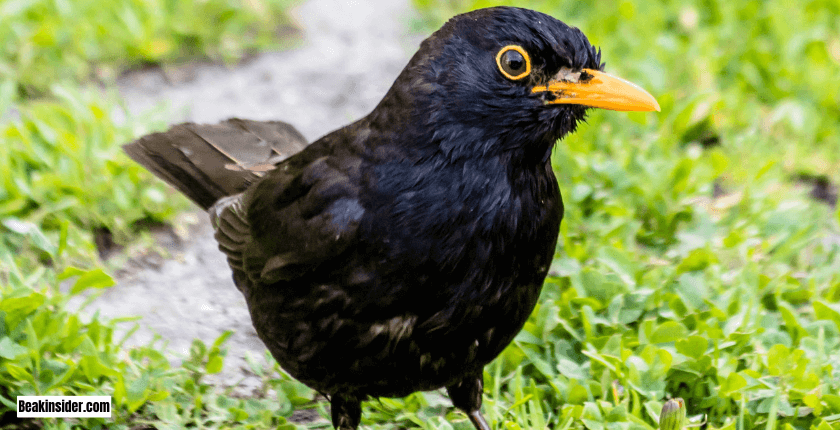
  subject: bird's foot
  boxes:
[447,374,490,430]
[330,393,361,430]
[468,410,491,430]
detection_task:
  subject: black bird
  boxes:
[123,6,658,429]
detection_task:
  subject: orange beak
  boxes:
[531,69,660,112]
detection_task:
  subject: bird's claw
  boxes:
[468,410,491,430]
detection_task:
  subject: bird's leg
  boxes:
[447,374,491,430]
[330,393,361,430]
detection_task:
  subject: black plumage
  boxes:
[123,7,658,429]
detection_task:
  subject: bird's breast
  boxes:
[358,156,563,324]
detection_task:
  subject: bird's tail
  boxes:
[122,118,308,210]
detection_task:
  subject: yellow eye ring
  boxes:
[495,45,531,80]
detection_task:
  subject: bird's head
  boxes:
[373,6,659,162]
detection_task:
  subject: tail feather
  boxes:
[123,118,308,210]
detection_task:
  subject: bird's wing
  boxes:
[210,150,364,287]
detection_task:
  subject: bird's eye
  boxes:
[496,45,531,80]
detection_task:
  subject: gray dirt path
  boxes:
[85,0,426,395]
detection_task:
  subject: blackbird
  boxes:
[123,6,659,429]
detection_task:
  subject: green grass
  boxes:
[1,0,300,96]
[0,85,190,265]
[0,0,301,263]
[0,234,311,428]
[0,0,305,427]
